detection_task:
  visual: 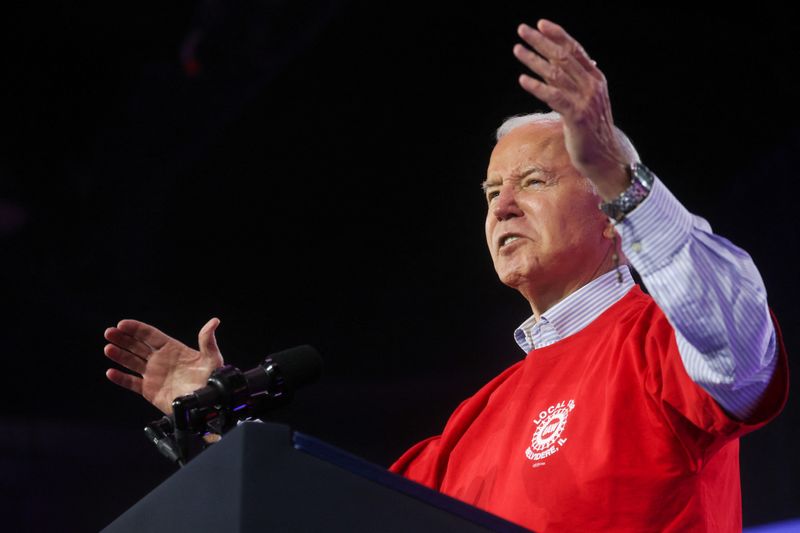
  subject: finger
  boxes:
[116,319,172,350]
[198,317,222,357]
[104,327,153,359]
[105,368,144,395]
[104,343,147,374]
[519,74,574,116]
[513,43,580,93]
[536,19,602,77]
[517,23,589,84]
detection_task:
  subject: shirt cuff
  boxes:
[615,177,696,276]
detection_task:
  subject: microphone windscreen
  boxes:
[268,344,323,391]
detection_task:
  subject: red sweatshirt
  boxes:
[391,287,788,532]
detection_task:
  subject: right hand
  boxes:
[104,318,225,414]
[513,19,632,199]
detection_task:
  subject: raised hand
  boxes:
[513,19,633,200]
[104,318,224,414]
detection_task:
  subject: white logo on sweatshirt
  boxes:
[525,399,575,467]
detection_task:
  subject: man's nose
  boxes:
[492,185,524,220]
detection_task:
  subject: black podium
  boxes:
[103,422,530,532]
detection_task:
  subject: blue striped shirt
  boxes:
[514,178,777,420]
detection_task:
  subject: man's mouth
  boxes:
[499,234,523,248]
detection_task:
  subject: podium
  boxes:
[103,422,531,532]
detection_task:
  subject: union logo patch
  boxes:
[525,399,575,467]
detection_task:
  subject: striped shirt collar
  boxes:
[513,266,635,353]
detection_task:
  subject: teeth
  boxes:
[502,236,519,246]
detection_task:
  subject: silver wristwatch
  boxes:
[599,162,655,221]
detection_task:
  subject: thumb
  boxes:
[198,317,222,358]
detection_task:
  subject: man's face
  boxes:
[484,122,611,300]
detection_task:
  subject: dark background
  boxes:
[1,2,798,530]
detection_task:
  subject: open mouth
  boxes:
[499,234,523,248]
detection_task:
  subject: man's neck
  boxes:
[520,251,619,321]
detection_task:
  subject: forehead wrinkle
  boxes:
[503,137,561,174]
[511,165,547,180]
[481,165,549,193]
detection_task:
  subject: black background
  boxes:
[1,2,798,530]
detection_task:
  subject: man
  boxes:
[388,20,787,531]
[104,19,787,532]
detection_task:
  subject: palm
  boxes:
[104,318,224,414]
[143,340,223,413]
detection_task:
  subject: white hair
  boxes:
[495,111,562,140]
[495,111,640,163]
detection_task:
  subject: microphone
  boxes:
[147,345,323,464]
[263,345,323,389]
[243,345,323,418]
[186,344,323,418]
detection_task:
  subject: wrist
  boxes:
[591,163,632,201]
[598,162,656,222]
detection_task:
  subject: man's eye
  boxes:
[524,178,543,187]
[486,190,499,202]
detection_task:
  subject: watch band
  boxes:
[599,162,655,221]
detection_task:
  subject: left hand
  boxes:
[104,318,224,415]
[513,19,632,200]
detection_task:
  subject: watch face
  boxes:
[601,163,655,221]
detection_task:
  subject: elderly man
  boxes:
[388,20,787,531]
[104,19,787,532]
